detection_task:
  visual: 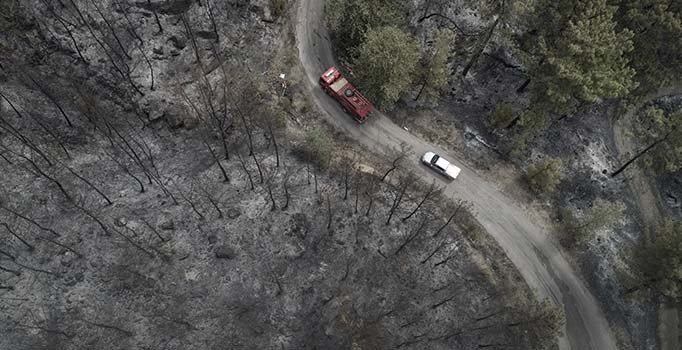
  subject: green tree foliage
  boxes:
[526,157,564,193]
[522,0,637,114]
[303,127,333,169]
[617,0,682,94]
[414,29,454,104]
[612,107,682,176]
[354,26,421,109]
[509,108,548,156]
[627,107,682,175]
[460,0,536,76]
[561,199,625,246]
[515,300,565,350]
[326,0,407,57]
[632,219,682,300]
[488,102,515,130]
[270,0,287,18]
[0,0,19,31]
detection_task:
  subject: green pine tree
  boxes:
[415,29,455,104]
[326,0,407,58]
[617,0,682,94]
[521,0,637,114]
[354,26,421,109]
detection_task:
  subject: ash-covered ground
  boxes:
[387,1,669,349]
[0,1,554,349]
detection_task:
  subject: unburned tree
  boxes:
[612,109,682,177]
[629,219,682,300]
[303,127,333,169]
[354,26,420,108]
[525,157,563,193]
[560,198,625,247]
[519,0,636,114]
[414,28,454,103]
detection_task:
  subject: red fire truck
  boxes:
[319,66,373,123]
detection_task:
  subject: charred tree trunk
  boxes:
[381,154,405,182]
[0,91,55,165]
[282,176,290,210]
[516,78,531,93]
[0,205,61,237]
[236,106,255,156]
[386,179,411,225]
[0,223,35,251]
[251,152,264,184]
[421,241,446,264]
[47,3,88,65]
[148,0,163,34]
[611,134,669,177]
[462,16,501,78]
[402,181,438,222]
[137,44,154,91]
[181,14,202,66]
[204,140,229,182]
[90,0,131,60]
[394,215,428,255]
[343,169,350,201]
[114,0,144,45]
[205,0,219,43]
[267,181,277,211]
[326,193,333,230]
[267,123,280,167]
[68,0,143,96]
[63,164,113,205]
[237,150,254,190]
[26,74,73,127]
[414,79,427,101]
[354,177,361,214]
[433,202,464,237]
[200,188,223,218]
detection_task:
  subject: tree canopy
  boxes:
[617,0,682,94]
[526,156,564,193]
[617,107,682,176]
[326,0,407,58]
[415,28,455,104]
[303,127,333,169]
[561,199,625,246]
[633,219,682,300]
[354,26,421,109]
[521,0,637,113]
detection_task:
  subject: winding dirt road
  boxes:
[612,85,682,350]
[294,1,618,349]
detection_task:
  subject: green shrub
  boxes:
[488,102,515,130]
[270,0,287,18]
[526,157,564,193]
[304,127,333,169]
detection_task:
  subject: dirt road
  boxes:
[294,1,619,349]
[612,85,682,350]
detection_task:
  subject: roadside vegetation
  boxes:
[327,0,682,347]
[0,0,567,349]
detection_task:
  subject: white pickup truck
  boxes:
[421,152,461,180]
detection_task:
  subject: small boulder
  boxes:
[215,245,236,259]
[207,235,217,245]
[227,207,241,219]
[159,219,174,230]
[114,217,127,227]
[168,35,186,50]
